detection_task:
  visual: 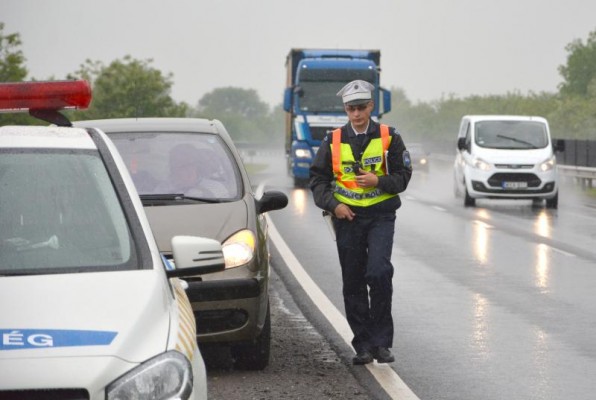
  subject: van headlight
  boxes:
[539,156,556,172]
[106,351,193,400]
[472,157,491,171]
[222,229,255,268]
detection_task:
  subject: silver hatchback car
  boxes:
[74,118,288,370]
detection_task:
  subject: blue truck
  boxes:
[283,48,392,186]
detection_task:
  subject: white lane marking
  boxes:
[474,220,494,229]
[549,246,576,257]
[432,205,446,212]
[265,212,420,400]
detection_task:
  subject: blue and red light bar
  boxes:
[0,80,92,112]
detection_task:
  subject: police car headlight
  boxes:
[106,351,192,400]
[539,156,556,172]
[294,148,310,158]
[222,229,255,268]
[472,157,491,171]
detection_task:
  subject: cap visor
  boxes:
[345,98,371,106]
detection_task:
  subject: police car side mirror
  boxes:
[166,236,225,278]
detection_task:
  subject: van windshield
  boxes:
[474,121,548,149]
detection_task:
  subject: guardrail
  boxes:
[422,139,596,190]
[234,140,596,190]
[558,165,596,189]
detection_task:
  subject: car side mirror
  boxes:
[553,139,565,152]
[166,235,225,278]
[283,87,293,112]
[457,137,468,151]
[379,87,392,116]
[293,85,304,97]
[256,190,288,214]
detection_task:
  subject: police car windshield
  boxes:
[0,149,136,275]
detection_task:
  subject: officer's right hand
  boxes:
[334,203,355,221]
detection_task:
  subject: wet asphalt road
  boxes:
[254,151,596,400]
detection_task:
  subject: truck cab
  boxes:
[283,49,392,186]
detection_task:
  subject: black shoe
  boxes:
[352,350,374,365]
[373,347,395,363]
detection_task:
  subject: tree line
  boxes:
[384,28,596,142]
[1,22,595,143]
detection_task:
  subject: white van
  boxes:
[453,115,565,208]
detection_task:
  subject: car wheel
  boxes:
[531,198,544,208]
[545,192,558,209]
[453,175,461,198]
[464,188,476,207]
[232,301,271,370]
[294,177,309,188]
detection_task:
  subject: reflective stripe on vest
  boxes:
[331,125,396,207]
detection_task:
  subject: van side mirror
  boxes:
[553,139,565,152]
[457,137,468,151]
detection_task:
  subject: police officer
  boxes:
[309,80,412,365]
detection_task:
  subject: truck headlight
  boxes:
[472,157,491,171]
[294,148,311,158]
[107,351,192,400]
[539,156,556,172]
[222,229,255,268]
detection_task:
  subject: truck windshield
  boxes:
[474,121,549,149]
[0,150,136,275]
[297,69,376,113]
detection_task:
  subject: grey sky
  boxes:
[3,0,596,108]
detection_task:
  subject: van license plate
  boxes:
[503,181,527,189]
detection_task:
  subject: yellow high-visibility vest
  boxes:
[331,125,396,207]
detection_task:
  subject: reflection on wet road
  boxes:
[254,152,596,400]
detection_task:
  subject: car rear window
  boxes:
[0,149,136,275]
[109,132,242,200]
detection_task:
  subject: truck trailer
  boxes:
[283,48,392,186]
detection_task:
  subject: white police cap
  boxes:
[336,80,375,105]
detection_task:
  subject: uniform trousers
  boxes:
[334,211,396,353]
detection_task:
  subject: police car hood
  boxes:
[0,270,171,362]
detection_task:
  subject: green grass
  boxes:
[244,163,269,174]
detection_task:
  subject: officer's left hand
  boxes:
[356,169,378,188]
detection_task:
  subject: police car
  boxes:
[0,81,222,399]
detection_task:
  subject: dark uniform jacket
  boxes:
[309,119,412,216]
